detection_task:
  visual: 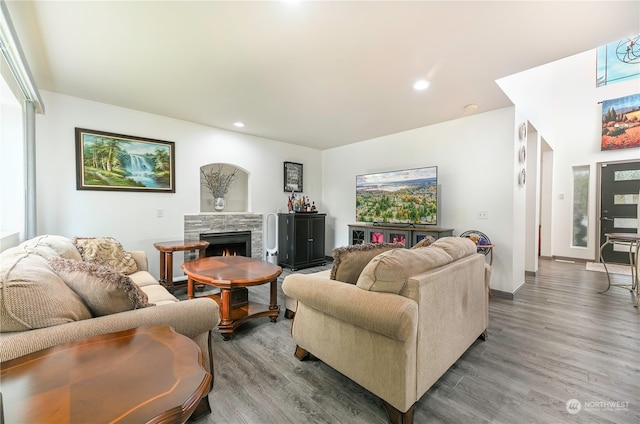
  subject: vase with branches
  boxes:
[201,164,237,211]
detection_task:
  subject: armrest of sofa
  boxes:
[130,250,148,271]
[282,274,417,342]
[0,298,219,363]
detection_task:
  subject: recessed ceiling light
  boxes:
[413,79,430,91]
[464,104,478,112]
[233,122,245,128]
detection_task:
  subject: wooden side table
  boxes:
[0,326,211,424]
[154,240,209,293]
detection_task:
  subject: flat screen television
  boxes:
[356,166,437,225]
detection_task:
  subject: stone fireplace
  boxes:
[184,213,263,261]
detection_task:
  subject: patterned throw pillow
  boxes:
[330,242,404,284]
[73,237,138,275]
[49,257,153,317]
[411,235,436,249]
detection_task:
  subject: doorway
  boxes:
[598,160,640,264]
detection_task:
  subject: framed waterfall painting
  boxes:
[75,128,175,192]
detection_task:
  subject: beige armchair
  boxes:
[283,237,490,424]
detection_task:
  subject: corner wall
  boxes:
[498,49,640,261]
[35,91,323,279]
[322,107,524,294]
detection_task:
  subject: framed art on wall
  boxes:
[75,128,175,192]
[284,161,303,192]
[601,94,640,150]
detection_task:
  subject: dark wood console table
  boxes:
[154,239,209,292]
[0,326,211,424]
[348,224,453,247]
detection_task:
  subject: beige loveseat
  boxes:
[0,235,220,416]
[282,237,490,424]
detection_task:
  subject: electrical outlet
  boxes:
[477,210,488,220]
[156,208,164,218]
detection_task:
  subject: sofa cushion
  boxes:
[356,246,453,294]
[49,257,153,317]
[140,284,179,306]
[0,253,92,332]
[129,270,160,287]
[431,236,477,261]
[18,234,83,261]
[73,237,138,274]
[330,242,404,284]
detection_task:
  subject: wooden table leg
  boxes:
[269,278,278,322]
[165,251,174,291]
[158,252,167,284]
[187,276,195,299]
[219,288,232,331]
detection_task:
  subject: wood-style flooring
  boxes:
[183,258,639,424]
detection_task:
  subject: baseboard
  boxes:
[492,282,526,300]
[491,289,514,299]
[551,255,589,264]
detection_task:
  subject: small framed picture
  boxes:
[284,161,303,192]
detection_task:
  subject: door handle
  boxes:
[601,217,613,221]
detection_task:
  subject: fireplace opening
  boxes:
[200,231,252,257]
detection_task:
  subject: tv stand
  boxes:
[348,223,453,247]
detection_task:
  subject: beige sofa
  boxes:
[0,235,220,416]
[282,237,490,424]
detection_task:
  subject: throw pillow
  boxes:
[411,235,436,249]
[356,246,453,294]
[49,257,153,317]
[18,234,83,261]
[430,236,477,261]
[0,253,92,332]
[73,237,138,275]
[330,242,404,284]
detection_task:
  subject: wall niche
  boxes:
[200,163,249,212]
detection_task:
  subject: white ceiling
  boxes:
[6,1,640,150]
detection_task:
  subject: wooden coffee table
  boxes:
[0,326,211,424]
[181,256,283,340]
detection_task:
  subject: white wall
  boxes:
[322,107,524,294]
[498,50,640,261]
[35,91,323,278]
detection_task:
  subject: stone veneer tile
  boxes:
[184,213,263,259]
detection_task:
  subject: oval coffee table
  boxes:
[0,326,211,423]
[181,256,283,340]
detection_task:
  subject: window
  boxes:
[572,166,589,247]
[0,73,24,241]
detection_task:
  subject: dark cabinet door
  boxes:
[310,215,325,262]
[293,216,311,266]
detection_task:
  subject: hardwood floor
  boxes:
[185,258,639,424]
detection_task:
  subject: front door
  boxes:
[599,160,640,264]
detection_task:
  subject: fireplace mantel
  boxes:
[184,213,263,260]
